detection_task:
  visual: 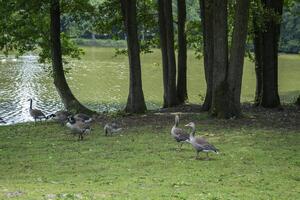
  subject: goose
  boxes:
[171,115,190,150]
[104,123,122,136]
[185,122,219,160]
[0,117,6,124]
[28,98,47,122]
[66,116,91,140]
[74,113,93,123]
[48,110,72,125]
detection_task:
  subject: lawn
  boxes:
[0,111,299,199]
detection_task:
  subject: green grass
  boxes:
[0,117,299,199]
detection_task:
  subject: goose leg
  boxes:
[205,152,210,160]
[179,143,183,150]
[195,151,200,160]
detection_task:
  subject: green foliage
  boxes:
[0,0,92,66]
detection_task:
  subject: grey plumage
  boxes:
[171,115,190,149]
[48,110,72,125]
[185,122,219,160]
[28,98,47,122]
[66,116,91,140]
[74,113,93,123]
[104,123,122,136]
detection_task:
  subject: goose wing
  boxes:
[31,109,46,118]
[194,138,219,153]
[172,127,189,141]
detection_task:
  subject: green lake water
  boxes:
[0,47,299,123]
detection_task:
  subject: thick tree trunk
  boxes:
[296,95,300,106]
[158,0,169,107]
[200,0,214,111]
[260,0,282,108]
[50,0,93,114]
[253,26,264,106]
[227,0,250,116]
[210,0,229,118]
[158,0,178,107]
[121,0,147,113]
[176,0,188,104]
[254,0,283,108]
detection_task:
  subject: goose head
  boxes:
[67,116,76,124]
[185,122,196,136]
[185,122,195,128]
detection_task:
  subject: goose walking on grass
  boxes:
[0,117,6,124]
[28,98,47,122]
[48,110,72,125]
[104,123,122,136]
[185,122,219,160]
[66,116,91,140]
[171,115,190,150]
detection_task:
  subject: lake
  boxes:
[0,47,299,124]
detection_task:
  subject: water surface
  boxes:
[0,48,299,124]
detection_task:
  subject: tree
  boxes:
[210,0,229,118]
[50,0,94,114]
[158,0,178,107]
[176,0,188,104]
[199,0,214,111]
[227,0,250,116]
[253,0,283,108]
[200,0,250,118]
[120,0,147,113]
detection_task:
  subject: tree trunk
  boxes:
[158,0,178,107]
[120,0,147,113]
[254,0,283,108]
[176,0,188,104]
[253,21,264,106]
[227,0,250,116]
[50,0,93,114]
[200,0,214,111]
[210,0,229,118]
[158,0,169,107]
[296,95,300,106]
[260,0,282,108]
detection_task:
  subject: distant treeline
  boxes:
[71,3,300,54]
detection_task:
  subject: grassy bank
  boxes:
[0,110,299,199]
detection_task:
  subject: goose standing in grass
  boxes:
[0,117,6,124]
[74,113,93,123]
[185,122,219,160]
[171,115,190,150]
[66,116,91,140]
[104,123,122,136]
[48,110,72,125]
[28,98,47,122]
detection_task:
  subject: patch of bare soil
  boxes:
[95,103,300,132]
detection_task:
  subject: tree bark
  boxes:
[254,0,283,108]
[176,0,188,104]
[200,0,214,111]
[120,0,147,113]
[50,0,93,114]
[210,0,229,118]
[260,0,282,108]
[158,0,169,107]
[253,21,264,106]
[296,95,300,106]
[158,0,178,107]
[227,0,250,116]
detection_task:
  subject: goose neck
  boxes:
[29,99,32,109]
